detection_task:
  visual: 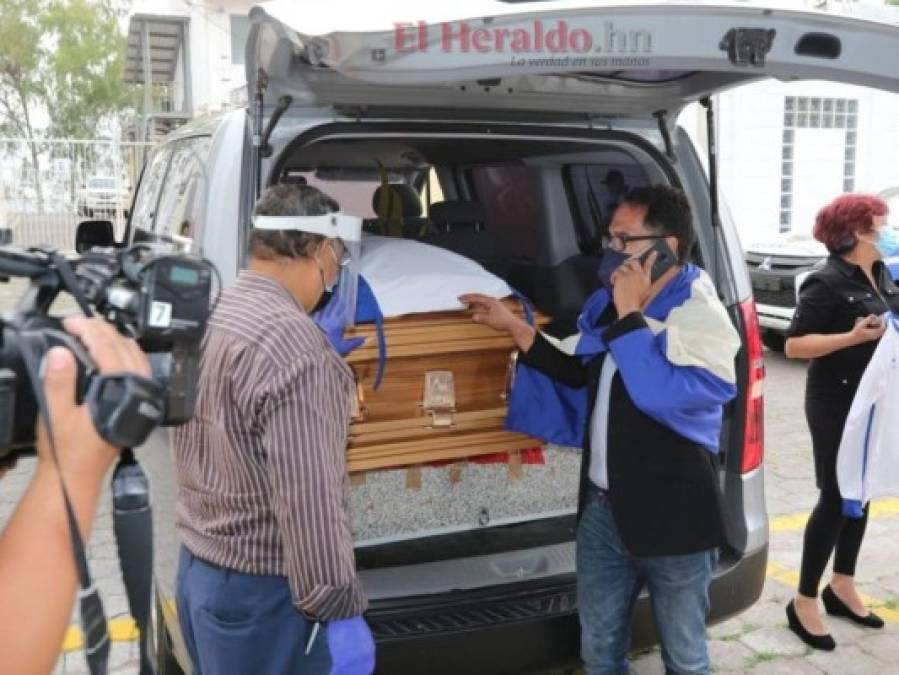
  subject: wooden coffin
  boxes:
[343,300,551,474]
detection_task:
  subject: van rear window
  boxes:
[298,174,380,219]
[564,164,649,253]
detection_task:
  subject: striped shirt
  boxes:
[174,270,366,620]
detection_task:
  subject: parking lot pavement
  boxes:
[1,328,897,673]
[630,350,899,675]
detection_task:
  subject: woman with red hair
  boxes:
[784,193,899,650]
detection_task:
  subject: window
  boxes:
[88,177,117,190]
[565,164,648,253]
[420,167,445,215]
[153,137,212,248]
[230,15,250,65]
[780,95,859,232]
[470,165,541,260]
[130,147,172,236]
[785,97,858,131]
[299,174,381,219]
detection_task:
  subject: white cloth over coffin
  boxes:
[359,234,512,318]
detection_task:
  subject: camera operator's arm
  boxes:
[0,318,149,675]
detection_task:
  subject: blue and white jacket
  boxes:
[506,264,742,453]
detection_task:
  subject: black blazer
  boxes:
[788,255,899,492]
[520,312,726,557]
[790,255,899,397]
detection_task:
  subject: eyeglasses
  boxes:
[329,241,352,267]
[608,233,668,252]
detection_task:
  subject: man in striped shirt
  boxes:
[174,184,374,674]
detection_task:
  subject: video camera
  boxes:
[0,242,215,457]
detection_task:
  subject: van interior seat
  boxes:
[506,254,602,337]
[428,200,486,232]
[420,199,504,267]
[364,184,431,238]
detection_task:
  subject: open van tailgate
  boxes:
[247,1,899,120]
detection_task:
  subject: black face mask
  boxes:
[597,248,631,290]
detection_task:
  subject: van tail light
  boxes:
[739,298,765,473]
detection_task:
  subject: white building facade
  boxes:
[711,80,899,246]
[125,0,254,139]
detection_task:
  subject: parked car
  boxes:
[747,188,899,352]
[76,3,899,673]
[76,175,131,217]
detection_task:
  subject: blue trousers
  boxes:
[176,547,332,675]
[577,487,714,675]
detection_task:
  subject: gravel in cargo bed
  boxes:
[350,444,581,542]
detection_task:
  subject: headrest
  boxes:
[428,200,486,227]
[371,184,423,218]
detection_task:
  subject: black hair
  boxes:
[621,185,696,263]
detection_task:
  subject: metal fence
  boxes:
[0,138,154,252]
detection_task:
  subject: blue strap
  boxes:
[373,315,386,390]
[511,288,535,326]
[354,276,387,390]
[844,403,877,519]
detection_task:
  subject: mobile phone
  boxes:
[638,240,677,283]
[855,316,882,329]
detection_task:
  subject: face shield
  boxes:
[334,235,362,327]
[253,212,363,326]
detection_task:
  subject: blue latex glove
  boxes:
[312,294,366,357]
[327,616,375,675]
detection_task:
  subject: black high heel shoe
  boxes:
[822,585,885,629]
[786,600,836,651]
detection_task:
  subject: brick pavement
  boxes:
[629,352,899,675]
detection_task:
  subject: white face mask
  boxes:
[317,241,341,293]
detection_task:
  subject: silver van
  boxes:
[81,3,899,673]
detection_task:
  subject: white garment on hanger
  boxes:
[837,313,899,517]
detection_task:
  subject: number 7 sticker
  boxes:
[149,301,173,328]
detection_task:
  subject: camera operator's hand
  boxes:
[35,317,150,479]
[0,317,150,675]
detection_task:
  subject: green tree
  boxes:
[0,0,132,211]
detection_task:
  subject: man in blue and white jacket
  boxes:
[462,185,741,675]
